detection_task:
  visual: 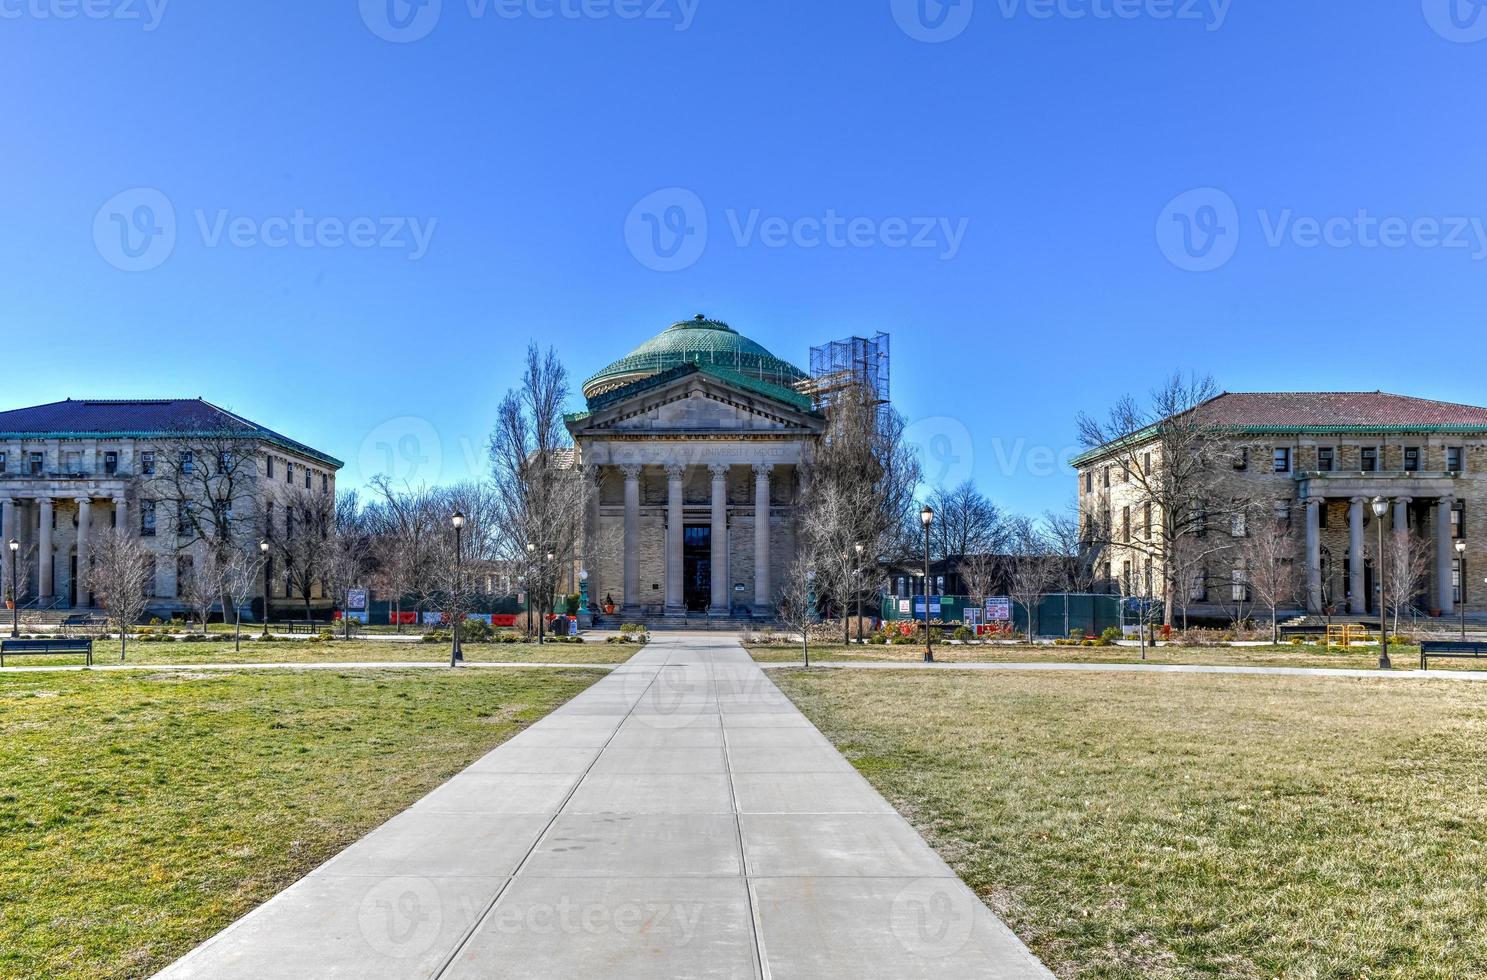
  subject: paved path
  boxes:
[153,635,1050,979]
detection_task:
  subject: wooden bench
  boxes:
[0,637,94,667]
[1420,640,1487,671]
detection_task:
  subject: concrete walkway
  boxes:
[153,635,1050,979]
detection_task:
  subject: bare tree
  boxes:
[1078,373,1236,627]
[4,543,36,612]
[145,428,261,565]
[275,484,336,622]
[179,548,228,632]
[1044,506,1097,637]
[1235,503,1302,644]
[1004,517,1060,642]
[366,476,441,629]
[958,550,999,628]
[928,481,1005,560]
[324,490,373,638]
[775,558,818,667]
[222,543,267,652]
[88,529,152,662]
[1370,530,1433,639]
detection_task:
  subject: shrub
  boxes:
[1101,626,1123,644]
[952,626,974,642]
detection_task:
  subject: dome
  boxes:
[582,315,808,399]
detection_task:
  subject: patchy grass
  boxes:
[0,667,603,980]
[2,638,639,668]
[745,642,1456,671]
[775,668,1487,979]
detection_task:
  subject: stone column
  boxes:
[37,497,54,603]
[753,463,773,614]
[113,497,129,537]
[0,497,13,604]
[1305,495,1322,612]
[75,498,92,608]
[1438,496,1456,615]
[709,464,729,616]
[621,465,641,613]
[1393,497,1412,553]
[1348,496,1366,615]
[664,463,686,617]
[581,465,599,590]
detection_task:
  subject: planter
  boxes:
[603,603,616,615]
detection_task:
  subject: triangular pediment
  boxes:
[567,365,825,438]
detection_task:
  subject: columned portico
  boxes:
[1348,496,1367,615]
[1437,496,1456,615]
[75,497,92,607]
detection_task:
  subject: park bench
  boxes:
[1420,640,1487,671]
[0,637,94,667]
[273,622,327,635]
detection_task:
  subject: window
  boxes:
[304,470,311,490]
[321,473,329,493]
[1122,506,1131,543]
[266,500,275,539]
[266,457,275,478]
[1273,448,1291,473]
[1084,471,1092,494]
[1361,447,1378,472]
[286,462,294,484]
[219,450,232,472]
[176,556,192,599]
[1231,509,1248,538]
[1143,452,1153,475]
[1122,561,1132,595]
[178,501,194,536]
[180,451,194,475]
[1234,448,1249,471]
[1319,502,1331,529]
[1403,447,1420,472]
[1143,502,1153,540]
[1231,565,1249,602]
[0,451,6,473]
[1103,467,1111,489]
[28,452,43,476]
[1454,559,1463,604]
[104,451,118,475]
[1317,447,1335,472]
[1144,560,1154,596]
[1453,503,1465,540]
[141,452,156,476]
[140,500,157,536]
[1195,505,1208,539]
[1190,568,1209,602]
[1448,446,1465,472]
[1275,500,1292,526]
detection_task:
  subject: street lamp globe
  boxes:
[1456,539,1468,557]
[526,543,536,554]
[7,538,17,553]
[451,511,466,529]
[1371,497,1388,519]
[920,505,934,527]
[259,539,270,555]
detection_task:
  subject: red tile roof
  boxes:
[1194,392,1487,429]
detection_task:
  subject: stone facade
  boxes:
[1075,393,1487,621]
[0,399,341,618]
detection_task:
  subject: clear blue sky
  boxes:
[5,1,1486,515]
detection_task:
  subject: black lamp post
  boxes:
[1372,496,1391,670]
[854,542,865,643]
[541,551,554,644]
[1456,538,1468,642]
[8,538,19,638]
[921,505,935,663]
[451,511,465,667]
[526,543,536,638]
[259,539,271,637]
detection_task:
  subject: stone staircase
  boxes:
[603,613,778,633]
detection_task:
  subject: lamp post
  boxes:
[1372,496,1391,670]
[543,551,555,642]
[8,538,19,638]
[854,542,865,643]
[921,505,935,663]
[525,543,536,638]
[450,511,465,667]
[1456,538,1468,641]
[259,539,271,637]
[578,568,590,618]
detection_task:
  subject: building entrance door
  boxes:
[683,525,711,612]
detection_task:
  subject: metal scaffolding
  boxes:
[799,332,891,423]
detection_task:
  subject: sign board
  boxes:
[422,611,445,626]
[337,610,369,624]
[986,598,1012,622]
[898,598,910,614]
[912,596,942,618]
[346,589,367,611]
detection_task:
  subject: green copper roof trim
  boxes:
[1070,423,1487,468]
[0,429,344,469]
[580,362,818,416]
[582,316,808,396]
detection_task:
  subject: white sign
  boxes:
[346,589,368,611]
[986,598,1012,622]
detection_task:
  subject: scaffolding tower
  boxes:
[798,332,892,423]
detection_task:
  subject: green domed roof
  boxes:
[582,315,808,399]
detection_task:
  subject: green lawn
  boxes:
[775,668,1487,979]
[746,641,1457,671]
[0,667,604,980]
[3,638,640,668]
